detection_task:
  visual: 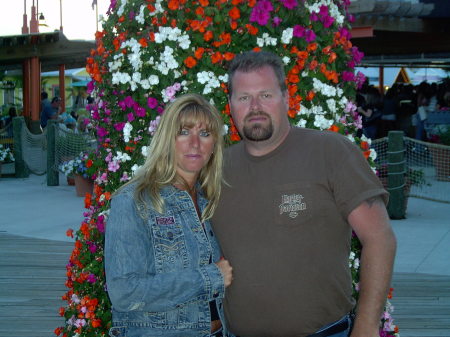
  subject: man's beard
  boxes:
[243,111,273,141]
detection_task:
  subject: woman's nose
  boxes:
[190,134,200,148]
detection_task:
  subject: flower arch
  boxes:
[55,1,399,336]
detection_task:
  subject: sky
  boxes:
[0,0,110,41]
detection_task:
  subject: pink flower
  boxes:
[272,16,282,26]
[97,127,108,138]
[250,0,273,26]
[87,274,97,283]
[114,122,125,131]
[127,113,135,122]
[135,105,146,117]
[108,160,120,172]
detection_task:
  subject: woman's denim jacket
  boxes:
[105,183,226,337]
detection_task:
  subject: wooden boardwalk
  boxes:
[0,233,449,337]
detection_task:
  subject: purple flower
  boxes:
[157,106,164,114]
[355,72,366,90]
[147,97,158,109]
[310,12,319,22]
[87,274,97,283]
[87,80,95,94]
[319,5,328,16]
[293,25,305,38]
[351,47,364,64]
[97,127,108,138]
[124,95,135,108]
[280,0,297,10]
[114,122,125,131]
[118,100,127,111]
[135,105,146,117]
[342,71,355,82]
[88,244,97,253]
[322,15,334,28]
[339,27,351,40]
[272,16,282,27]
[127,113,135,122]
[250,0,273,26]
[304,30,316,42]
[91,110,100,120]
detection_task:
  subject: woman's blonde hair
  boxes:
[129,93,224,222]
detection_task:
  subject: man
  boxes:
[211,51,396,337]
[40,92,58,128]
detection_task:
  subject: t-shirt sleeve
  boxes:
[325,134,388,220]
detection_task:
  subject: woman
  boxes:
[105,93,232,337]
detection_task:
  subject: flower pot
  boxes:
[67,175,75,186]
[74,174,94,197]
[429,147,450,181]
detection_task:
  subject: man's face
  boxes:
[229,66,290,143]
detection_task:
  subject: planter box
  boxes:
[74,174,94,197]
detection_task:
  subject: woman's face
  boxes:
[174,122,215,185]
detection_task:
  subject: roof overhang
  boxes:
[0,31,94,72]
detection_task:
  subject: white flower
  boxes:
[282,56,290,65]
[123,122,133,142]
[141,146,149,157]
[149,75,159,85]
[135,5,146,24]
[281,28,293,44]
[114,151,132,162]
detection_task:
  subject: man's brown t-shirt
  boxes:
[212,127,388,337]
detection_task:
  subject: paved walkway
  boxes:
[1,173,449,276]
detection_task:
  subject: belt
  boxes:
[211,319,222,333]
[306,316,350,337]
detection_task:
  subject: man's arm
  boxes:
[347,196,397,337]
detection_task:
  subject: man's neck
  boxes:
[244,126,291,157]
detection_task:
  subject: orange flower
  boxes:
[103,191,112,201]
[138,38,148,47]
[307,43,317,52]
[360,141,370,151]
[59,307,65,317]
[252,47,261,52]
[147,4,156,12]
[91,319,102,328]
[84,193,92,209]
[288,73,299,83]
[168,0,180,10]
[223,52,235,61]
[184,56,197,68]
[203,30,213,41]
[309,59,318,70]
[86,159,93,168]
[199,0,209,6]
[328,125,339,133]
[328,52,337,63]
[229,7,240,20]
[230,20,237,30]
[288,109,297,119]
[195,47,205,59]
[306,90,315,101]
[66,229,74,238]
[211,52,223,64]
[54,327,63,336]
[195,7,204,16]
[245,24,258,35]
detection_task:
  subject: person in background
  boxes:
[212,51,396,337]
[105,93,233,337]
[40,92,57,128]
[379,86,398,138]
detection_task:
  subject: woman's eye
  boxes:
[199,130,210,137]
[179,129,189,136]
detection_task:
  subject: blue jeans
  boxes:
[314,314,353,337]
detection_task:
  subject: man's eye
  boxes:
[239,96,249,101]
[200,130,210,137]
[262,93,271,99]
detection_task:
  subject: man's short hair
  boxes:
[227,51,287,97]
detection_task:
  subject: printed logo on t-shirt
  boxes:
[156,216,175,225]
[279,194,306,218]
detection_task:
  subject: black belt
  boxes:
[306,316,350,337]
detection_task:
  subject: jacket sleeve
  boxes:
[104,191,224,312]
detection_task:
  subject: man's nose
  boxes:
[250,96,261,111]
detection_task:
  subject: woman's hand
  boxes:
[216,259,233,287]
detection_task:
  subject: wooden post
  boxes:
[29,56,41,134]
[387,131,406,219]
[13,117,30,178]
[46,120,59,186]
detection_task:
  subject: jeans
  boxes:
[314,314,353,337]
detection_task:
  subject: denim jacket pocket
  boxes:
[150,213,190,273]
[109,326,126,337]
